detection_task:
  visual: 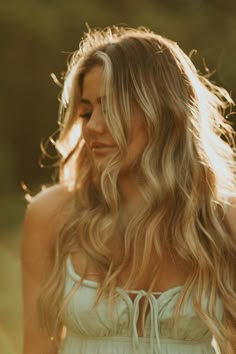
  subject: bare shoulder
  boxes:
[21,184,72,354]
[27,183,72,220]
[22,184,73,262]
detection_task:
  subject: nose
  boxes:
[86,107,106,134]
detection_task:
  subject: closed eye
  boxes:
[80,112,92,119]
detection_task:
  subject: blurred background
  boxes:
[0,0,236,353]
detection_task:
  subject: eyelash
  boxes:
[80,113,91,119]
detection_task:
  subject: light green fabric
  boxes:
[59,256,222,354]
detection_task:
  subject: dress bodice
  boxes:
[58,256,223,354]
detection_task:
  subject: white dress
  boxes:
[58,256,223,354]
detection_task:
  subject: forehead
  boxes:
[81,65,104,99]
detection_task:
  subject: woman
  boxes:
[21,26,236,354]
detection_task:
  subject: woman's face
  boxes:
[79,65,148,174]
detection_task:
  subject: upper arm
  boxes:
[21,185,71,354]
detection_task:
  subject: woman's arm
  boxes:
[21,185,71,354]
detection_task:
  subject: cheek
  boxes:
[137,132,148,154]
[130,110,148,154]
[127,131,148,162]
[131,120,148,152]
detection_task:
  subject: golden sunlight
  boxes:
[58,122,82,158]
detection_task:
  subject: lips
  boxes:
[90,142,115,155]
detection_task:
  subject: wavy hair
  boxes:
[38,26,236,352]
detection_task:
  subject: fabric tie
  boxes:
[130,290,162,354]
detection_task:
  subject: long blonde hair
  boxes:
[38,26,236,352]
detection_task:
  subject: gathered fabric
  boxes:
[58,256,222,354]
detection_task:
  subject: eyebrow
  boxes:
[79,97,104,105]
